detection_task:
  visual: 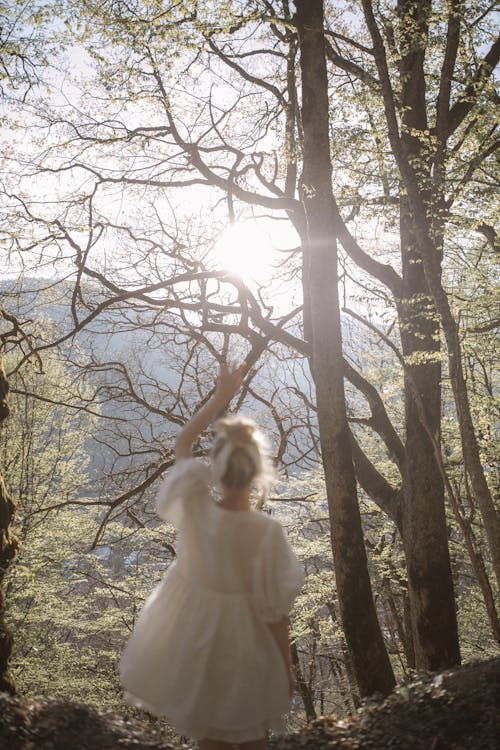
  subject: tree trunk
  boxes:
[295,0,395,698]
[0,356,17,694]
[447,481,500,645]
[424,268,500,592]
[399,205,461,669]
[362,0,500,592]
[392,0,460,670]
[290,641,316,721]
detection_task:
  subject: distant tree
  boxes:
[0,0,67,690]
[7,509,170,713]
[0,0,61,100]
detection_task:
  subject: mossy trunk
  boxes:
[395,0,460,669]
[398,214,460,669]
[0,355,18,694]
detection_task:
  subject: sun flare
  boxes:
[212,221,276,282]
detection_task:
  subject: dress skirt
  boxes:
[119,564,290,743]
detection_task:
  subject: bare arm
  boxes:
[175,362,246,460]
[267,617,294,696]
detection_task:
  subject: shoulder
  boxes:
[158,457,211,494]
[156,458,211,524]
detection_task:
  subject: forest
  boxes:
[0,0,498,747]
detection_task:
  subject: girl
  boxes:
[119,362,304,750]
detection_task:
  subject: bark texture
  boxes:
[399,207,460,669]
[295,0,395,698]
[0,355,17,693]
[396,0,460,667]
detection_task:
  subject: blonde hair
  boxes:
[211,415,273,500]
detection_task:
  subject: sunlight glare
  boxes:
[212,221,276,282]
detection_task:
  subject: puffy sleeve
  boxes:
[155,458,211,528]
[252,521,304,623]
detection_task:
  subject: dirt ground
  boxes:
[0,658,498,750]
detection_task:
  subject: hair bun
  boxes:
[211,415,273,499]
[217,417,256,443]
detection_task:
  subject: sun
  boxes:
[212,221,276,282]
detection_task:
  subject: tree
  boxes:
[0,351,17,692]
[0,0,68,691]
[358,0,499,661]
[295,0,395,696]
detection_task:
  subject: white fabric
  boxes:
[120,457,304,743]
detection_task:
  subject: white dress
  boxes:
[119,458,304,744]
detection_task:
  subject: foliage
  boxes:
[7,508,173,711]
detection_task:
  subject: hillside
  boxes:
[1,658,498,750]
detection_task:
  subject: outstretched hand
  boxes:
[214,361,247,406]
[174,359,247,459]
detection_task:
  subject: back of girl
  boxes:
[120,362,304,750]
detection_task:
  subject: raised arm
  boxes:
[174,362,246,460]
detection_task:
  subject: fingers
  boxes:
[215,359,248,407]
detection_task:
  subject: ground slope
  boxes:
[0,658,498,750]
